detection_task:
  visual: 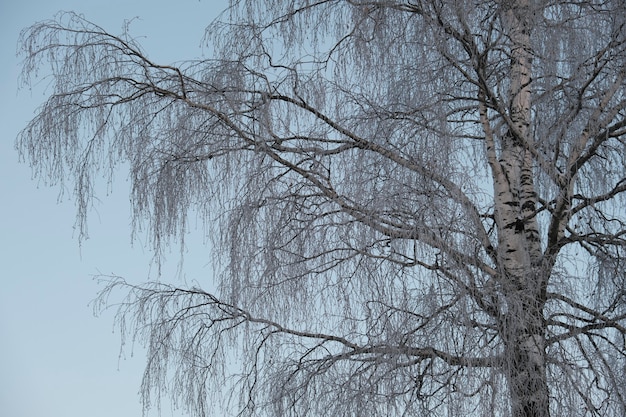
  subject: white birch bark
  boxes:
[493,2,550,416]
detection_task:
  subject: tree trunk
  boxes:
[497,2,551,414]
[502,291,550,417]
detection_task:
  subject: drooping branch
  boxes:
[18,3,626,416]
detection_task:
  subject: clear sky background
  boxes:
[1,1,228,416]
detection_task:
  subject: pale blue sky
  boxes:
[0,1,228,416]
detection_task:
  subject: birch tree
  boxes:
[17,1,626,416]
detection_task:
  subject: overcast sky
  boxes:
[0,1,228,416]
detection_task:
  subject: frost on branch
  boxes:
[18,2,626,417]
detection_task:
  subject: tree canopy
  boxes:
[17,1,626,416]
